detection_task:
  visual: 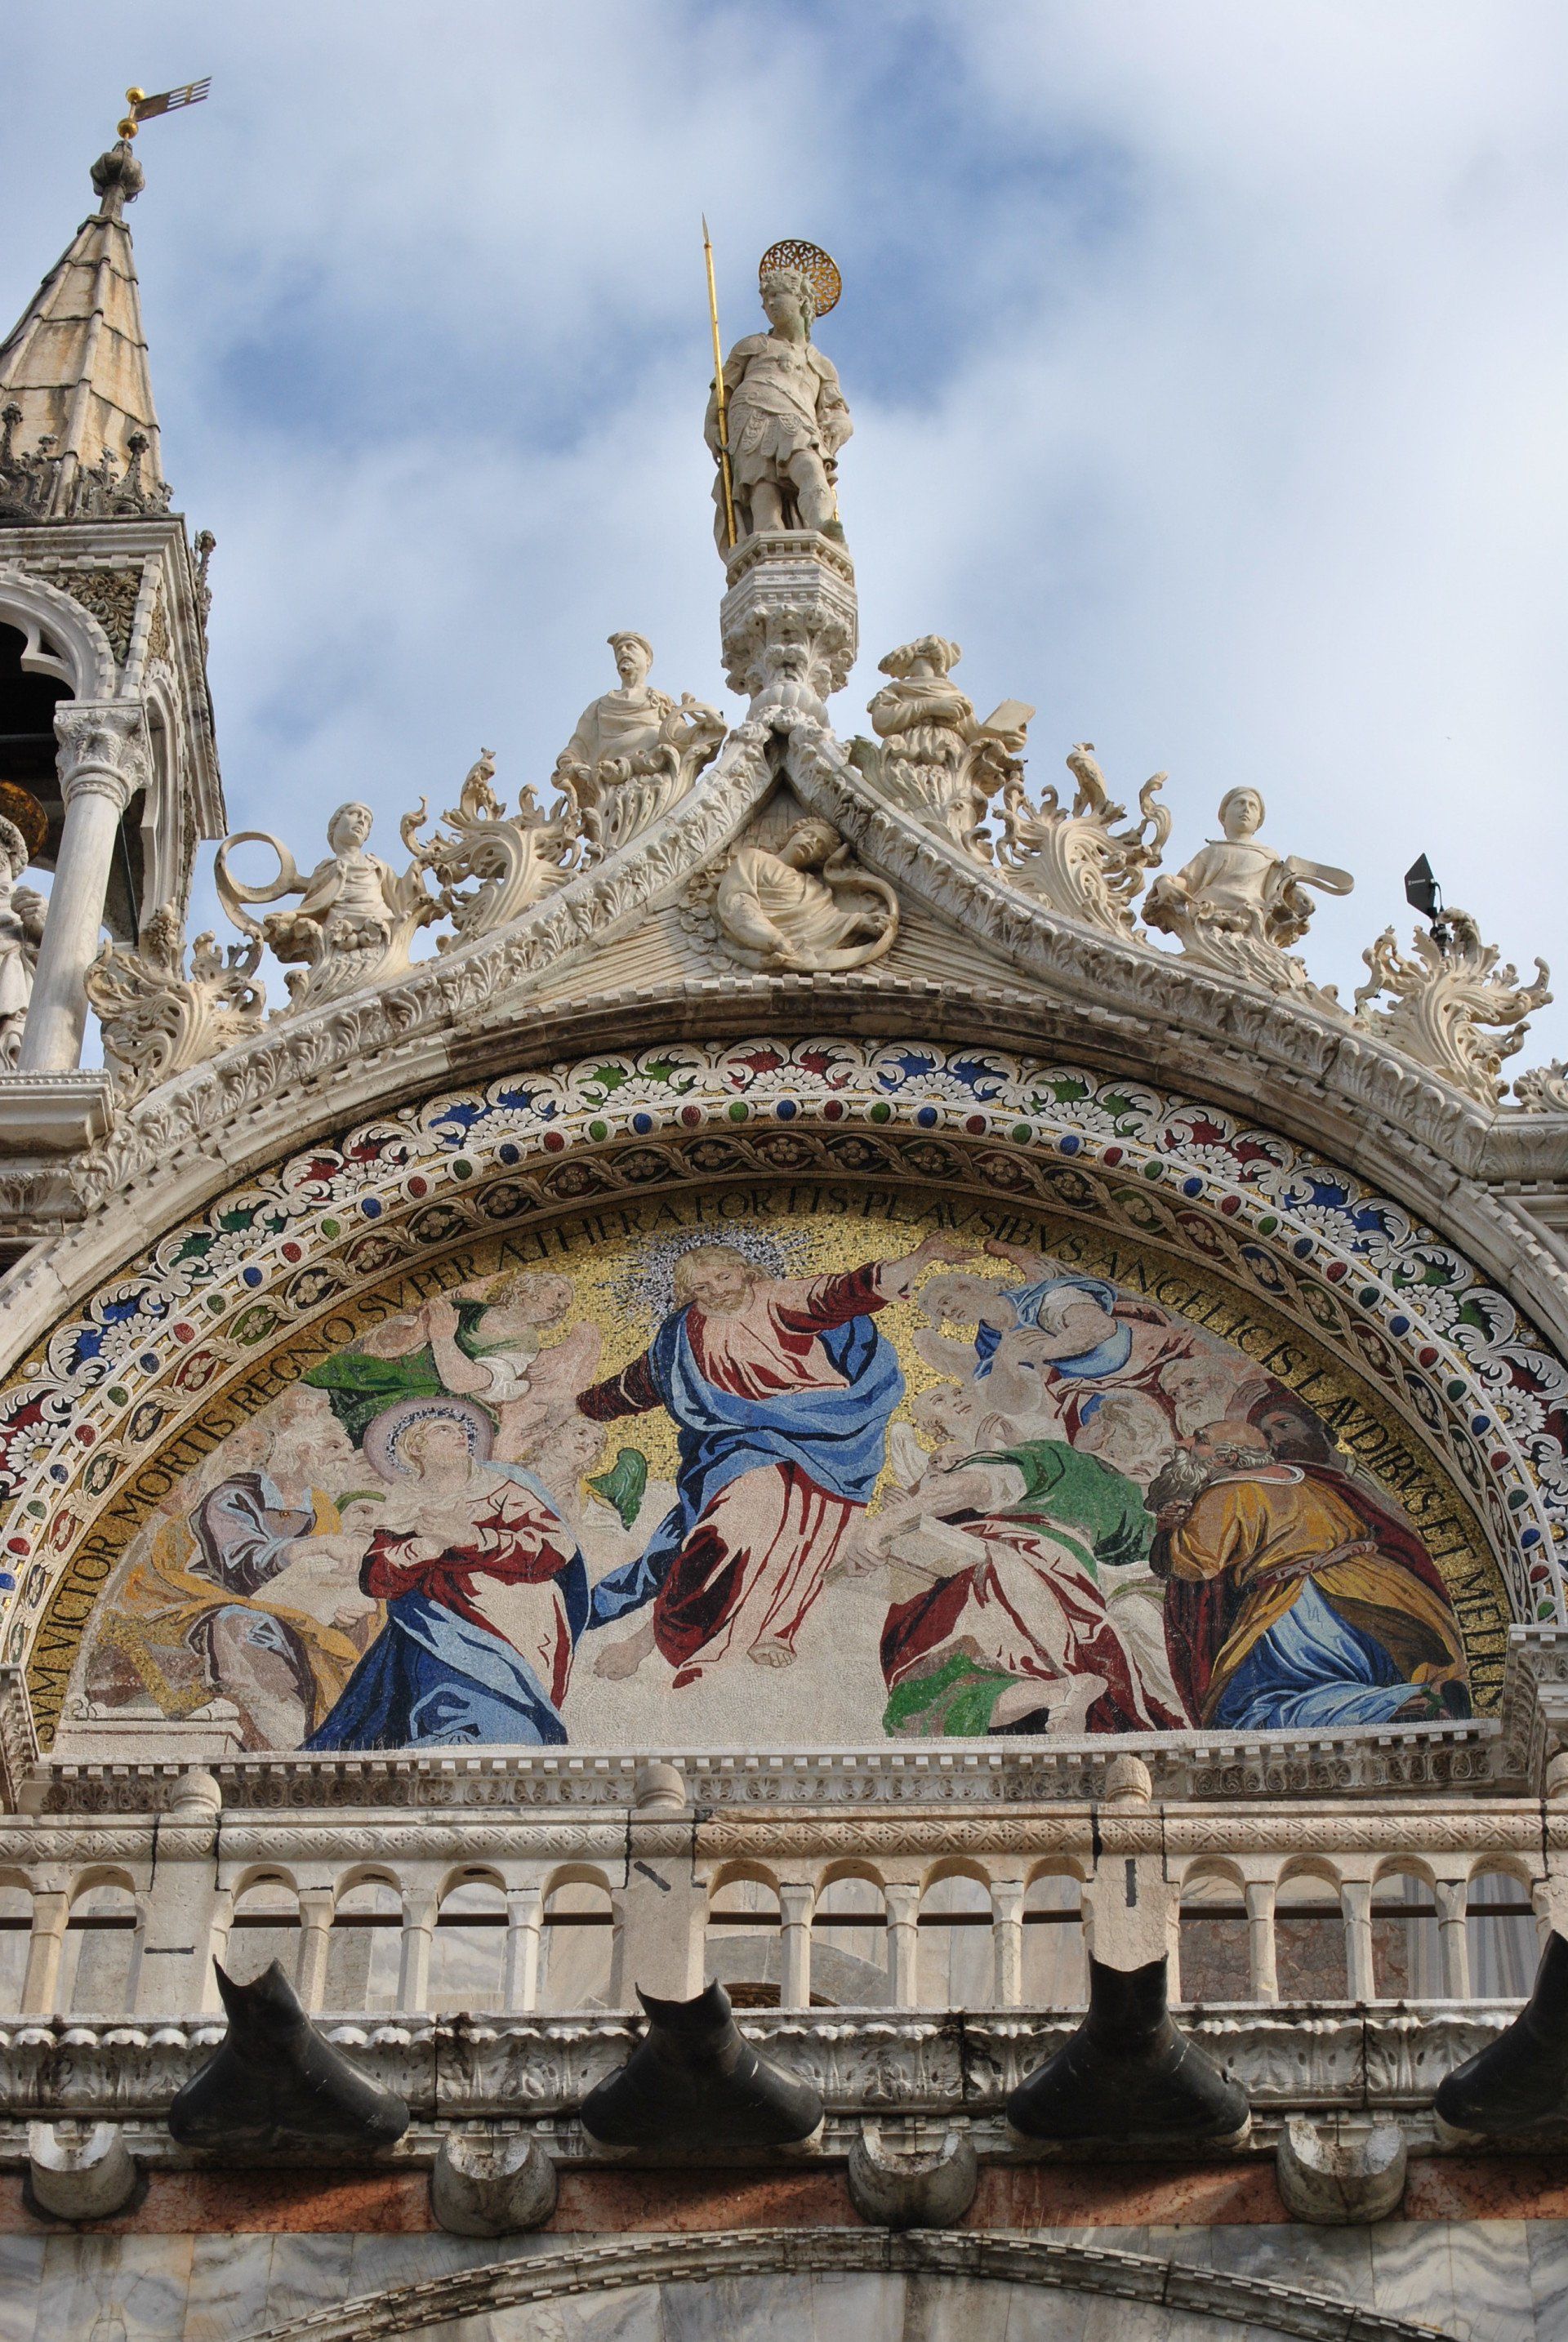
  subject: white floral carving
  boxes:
[1356,910,1552,1104]
[995,741,1169,936]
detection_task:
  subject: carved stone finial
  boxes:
[1514,1062,1568,1114]
[86,905,266,1101]
[854,639,1034,857]
[996,741,1170,933]
[1143,786,1352,1004]
[418,746,577,940]
[1354,909,1552,1104]
[90,140,145,216]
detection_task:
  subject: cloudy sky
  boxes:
[7,2,1567,1061]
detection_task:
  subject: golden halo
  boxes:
[759,238,841,318]
[0,783,48,862]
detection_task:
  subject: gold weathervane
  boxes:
[117,78,212,140]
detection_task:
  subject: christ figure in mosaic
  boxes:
[577,1232,970,1685]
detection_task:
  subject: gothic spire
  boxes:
[0,138,170,522]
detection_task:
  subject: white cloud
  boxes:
[5,0,1566,1058]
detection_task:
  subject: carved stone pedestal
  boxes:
[719,531,857,724]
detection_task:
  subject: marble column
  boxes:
[991,1880,1026,2010]
[885,1883,920,2006]
[778,1882,813,2009]
[1436,1879,1470,1999]
[504,1886,542,2011]
[20,1887,69,2015]
[400,1888,436,2014]
[1245,1878,1278,2004]
[18,701,145,1073]
[295,1887,335,2011]
[1343,1878,1375,2000]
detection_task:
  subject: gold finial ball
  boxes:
[759,239,841,318]
[118,87,146,140]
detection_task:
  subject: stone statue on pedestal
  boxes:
[706,244,851,553]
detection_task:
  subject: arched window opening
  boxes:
[1179,1874,1251,2004]
[1275,1874,1348,2003]
[538,1880,615,2013]
[918,1874,993,2010]
[1371,1871,1441,2000]
[1022,1874,1087,2010]
[1467,1869,1539,2001]
[813,1877,890,2009]
[325,1879,403,2011]
[0,619,68,860]
[60,1882,140,2016]
[0,1883,30,2016]
[225,1877,301,1987]
[707,1877,784,2008]
[432,1876,507,2014]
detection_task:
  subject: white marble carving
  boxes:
[995,741,1170,935]
[416,748,577,944]
[85,904,266,1101]
[552,635,725,861]
[0,817,45,1066]
[1355,910,1552,1105]
[1144,786,1352,1002]
[215,799,443,1011]
[855,639,1033,855]
[706,264,851,550]
[1515,1062,1568,1113]
[715,817,898,973]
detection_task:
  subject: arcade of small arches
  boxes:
[0,1843,1544,2024]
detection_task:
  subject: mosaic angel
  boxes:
[303,1269,600,1455]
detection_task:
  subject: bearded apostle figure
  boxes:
[577,1231,970,1685]
[1151,1420,1470,1729]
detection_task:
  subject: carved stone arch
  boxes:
[226,2226,1450,2342]
[3,1038,1561,1748]
[0,566,118,700]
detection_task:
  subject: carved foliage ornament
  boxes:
[85,903,265,1104]
[1355,911,1552,1105]
[996,741,1171,937]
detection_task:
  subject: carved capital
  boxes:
[53,701,148,810]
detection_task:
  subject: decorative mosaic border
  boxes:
[0,1039,1562,1688]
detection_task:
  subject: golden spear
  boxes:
[702,215,737,550]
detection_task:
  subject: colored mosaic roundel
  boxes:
[56,1184,1506,1754]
